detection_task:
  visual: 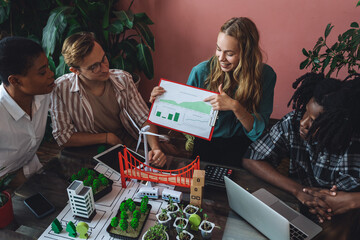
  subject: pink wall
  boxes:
[121,0,359,119]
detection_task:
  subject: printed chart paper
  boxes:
[148,79,218,140]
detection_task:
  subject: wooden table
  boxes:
[1,148,358,240]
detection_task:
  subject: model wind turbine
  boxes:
[123,109,169,172]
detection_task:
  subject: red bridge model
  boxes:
[119,147,200,188]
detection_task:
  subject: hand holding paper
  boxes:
[148,79,218,140]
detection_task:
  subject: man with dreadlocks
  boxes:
[242,72,360,230]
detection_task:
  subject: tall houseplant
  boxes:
[42,0,155,80]
[300,2,360,77]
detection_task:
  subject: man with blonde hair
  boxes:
[50,32,166,167]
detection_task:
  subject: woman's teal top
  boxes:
[186,60,276,141]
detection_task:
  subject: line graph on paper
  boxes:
[148,79,218,140]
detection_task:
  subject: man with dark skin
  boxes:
[243,73,360,229]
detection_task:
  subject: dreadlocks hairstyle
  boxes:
[204,17,263,115]
[307,74,360,154]
[288,72,360,155]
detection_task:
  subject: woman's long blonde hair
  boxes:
[205,17,263,114]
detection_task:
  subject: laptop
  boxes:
[93,144,145,174]
[224,176,322,240]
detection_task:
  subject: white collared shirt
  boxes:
[0,84,50,178]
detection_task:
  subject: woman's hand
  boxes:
[203,84,236,111]
[148,149,167,167]
[149,86,166,103]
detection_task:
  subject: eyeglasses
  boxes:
[84,54,108,74]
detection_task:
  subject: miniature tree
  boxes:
[87,169,96,177]
[51,218,63,234]
[128,201,136,212]
[133,209,141,219]
[111,217,119,227]
[66,221,77,237]
[78,168,88,179]
[120,201,128,212]
[119,218,128,232]
[76,222,89,239]
[140,201,148,214]
[120,211,128,220]
[141,195,149,205]
[130,217,139,230]
[70,174,78,182]
[83,178,92,187]
[92,179,100,191]
[126,198,134,207]
[99,175,109,186]
[87,175,94,183]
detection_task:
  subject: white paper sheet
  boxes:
[148,79,218,140]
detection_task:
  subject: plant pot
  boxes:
[156,212,171,227]
[183,204,199,219]
[199,220,215,239]
[173,217,189,234]
[166,203,179,219]
[142,229,169,240]
[176,230,194,240]
[0,191,14,228]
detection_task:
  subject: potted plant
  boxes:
[166,196,179,219]
[300,2,360,77]
[41,0,155,80]
[176,224,194,240]
[0,173,15,228]
[173,206,188,234]
[156,208,171,227]
[198,213,216,239]
[183,204,199,219]
[142,223,169,240]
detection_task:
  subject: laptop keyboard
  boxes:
[290,224,308,240]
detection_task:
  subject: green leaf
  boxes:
[112,55,125,70]
[55,55,68,78]
[357,0,360,7]
[302,48,309,57]
[324,23,334,38]
[108,19,124,34]
[300,58,309,70]
[321,56,331,73]
[48,55,56,73]
[42,6,73,56]
[314,57,320,64]
[134,22,155,51]
[350,22,359,28]
[113,10,133,29]
[134,13,154,25]
[136,43,154,79]
[0,4,9,24]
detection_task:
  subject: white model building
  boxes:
[67,180,96,219]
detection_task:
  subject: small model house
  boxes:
[67,180,96,220]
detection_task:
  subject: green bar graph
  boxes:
[174,112,180,122]
[155,109,180,123]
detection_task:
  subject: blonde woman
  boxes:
[151,17,276,167]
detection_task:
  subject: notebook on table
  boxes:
[224,176,322,240]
